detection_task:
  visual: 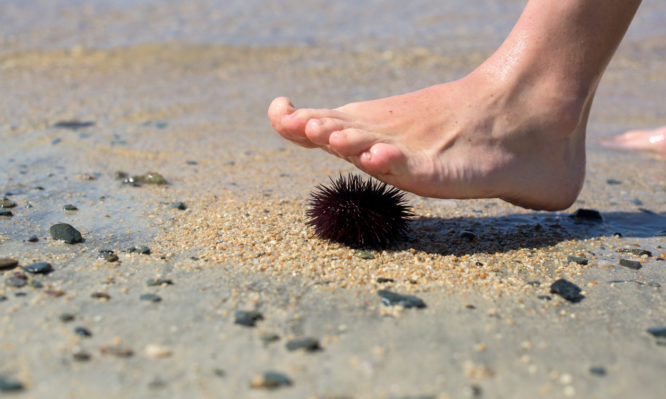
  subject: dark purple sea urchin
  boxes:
[306,174,412,248]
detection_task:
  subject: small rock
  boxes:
[59,313,75,322]
[606,178,622,185]
[550,279,583,302]
[616,248,652,257]
[98,250,119,262]
[145,344,173,358]
[589,366,606,376]
[0,258,18,271]
[5,272,28,288]
[537,295,552,301]
[460,231,476,240]
[260,332,280,344]
[0,375,24,392]
[52,120,95,129]
[250,372,292,389]
[0,197,16,208]
[0,209,13,217]
[72,350,91,362]
[0,295,6,301]
[43,289,65,297]
[463,385,483,398]
[91,292,111,301]
[74,327,92,337]
[378,289,426,308]
[647,326,666,338]
[146,278,173,286]
[527,280,541,287]
[354,250,375,260]
[570,208,603,222]
[127,172,167,186]
[376,277,394,283]
[285,338,321,352]
[140,293,162,303]
[100,344,133,357]
[171,202,187,210]
[22,262,53,275]
[29,281,43,289]
[567,255,588,265]
[619,258,642,270]
[27,235,39,242]
[127,246,151,255]
[63,204,78,211]
[49,223,83,244]
[234,310,264,327]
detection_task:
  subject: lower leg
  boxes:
[268,0,642,210]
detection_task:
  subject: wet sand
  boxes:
[1,1,666,398]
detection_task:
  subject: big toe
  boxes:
[268,96,295,132]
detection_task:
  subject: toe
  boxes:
[329,128,380,156]
[304,118,346,146]
[358,143,406,176]
[268,97,295,134]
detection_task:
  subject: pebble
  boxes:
[589,366,607,376]
[250,371,292,389]
[570,208,603,222]
[22,262,53,275]
[0,375,24,392]
[63,204,78,211]
[285,337,321,352]
[126,172,167,186]
[0,209,13,217]
[617,248,652,257]
[354,250,375,260]
[145,344,173,358]
[5,272,28,288]
[0,258,18,271]
[140,293,162,303]
[537,295,552,301]
[0,295,6,301]
[91,292,111,300]
[377,277,395,283]
[171,202,187,210]
[567,255,588,265]
[43,289,65,297]
[49,223,83,244]
[619,258,642,270]
[0,197,16,208]
[72,350,91,362]
[646,326,666,338]
[260,332,280,344]
[74,327,92,337]
[146,278,173,286]
[52,120,95,129]
[98,250,119,262]
[463,385,483,398]
[59,313,75,322]
[550,279,583,302]
[27,235,39,242]
[378,289,427,308]
[234,310,264,327]
[127,246,151,255]
[606,178,622,185]
[100,344,133,357]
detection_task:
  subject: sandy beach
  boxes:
[1,1,665,398]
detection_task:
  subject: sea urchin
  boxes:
[306,174,412,248]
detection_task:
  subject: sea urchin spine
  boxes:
[306,174,412,248]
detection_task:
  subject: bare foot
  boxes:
[602,127,666,154]
[268,68,588,211]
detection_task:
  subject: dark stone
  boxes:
[0,295,6,301]
[59,313,75,322]
[171,202,187,210]
[74,327,92,337]
[0,375,24,392]
[49,223,83,244]
[647,326,666,338]
[616,248,652,257]
[52,120,95,130]
[125,172,167,186]
[377,277,394,283]
[22,262,53,275]
[550,279,584,302]
[285,338,321,352]
[146,278,173,286]
[234,310,264,327]
[251,371,292,389]
[29,281,43,289]
[527,280,541,287]
[537,295,552,301]
[0,198,16,208]
[91,292,111,300]
[186,160,198,165]
[606,178,622,185]
[127,246,151,255]
[260,332,280,344]
[460,231,476,240]
[27,235,39,242]
[63,204,78,211]
[140,293,162,303]
[567,255,588,265]
[213,368,226,377]
[0,209,13,217]
[73,351,91,362]
[464,385,483,398]
[5,273,28,288]
[378,289,426,308]
[589,366,607,376]
[631,198,643,206]
[0,258,18,270]
[98,250,119,262]
[354,250,375,260]
[570,208,603,222]
[619,258,642,270]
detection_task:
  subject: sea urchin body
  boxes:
[306,174,412,248]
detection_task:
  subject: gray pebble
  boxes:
[550,279,583,302]
[378,289,426,308]
[234,310,263,327]
[140,293,162,303]
[49,223,83,244]
[619,258,642,270]
[22,262,53,275]
[0,258,18,271]
[285,338,321,352]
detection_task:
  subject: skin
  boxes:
[268,0,643,211]
[603,127,666,153]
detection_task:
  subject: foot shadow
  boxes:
[403,209,666,256]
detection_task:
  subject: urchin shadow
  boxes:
[396,210,666,256]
